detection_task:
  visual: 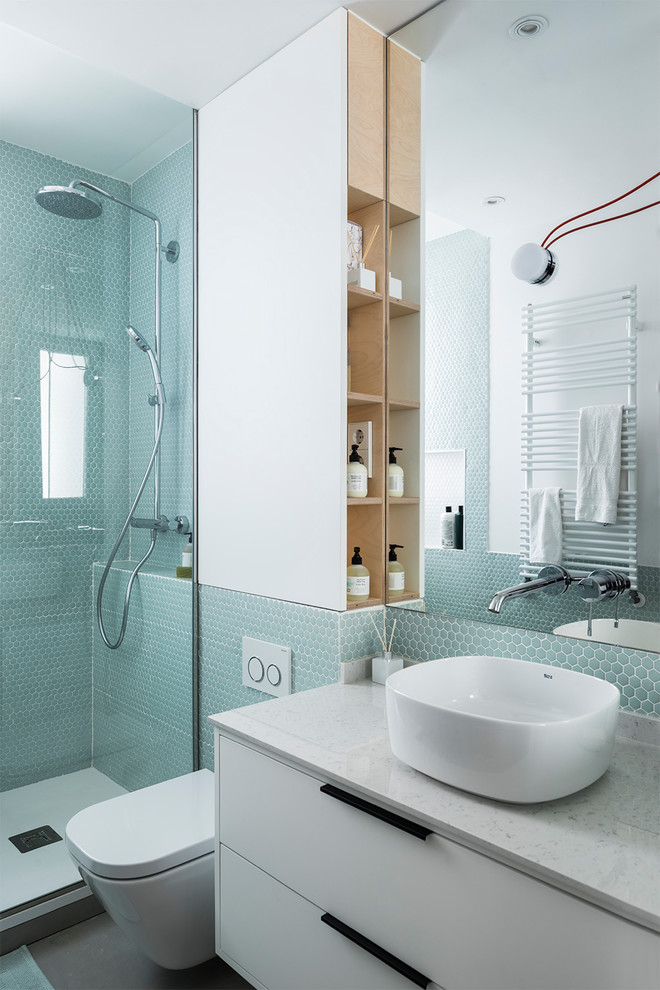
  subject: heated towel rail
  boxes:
[520,286,638,587]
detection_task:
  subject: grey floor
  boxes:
[30,913,252,990]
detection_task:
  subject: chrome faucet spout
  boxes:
[488,565,573,614]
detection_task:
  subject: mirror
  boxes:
[391,0,660,650]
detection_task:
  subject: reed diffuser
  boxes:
[369,612,403,684]
[347,224,380,292]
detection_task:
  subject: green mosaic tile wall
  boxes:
[129,142,194,569]
[198,585,383,769]
[1,137,194,792]
[92,564,193,789]
[1,140,130,789]
[388,606,660,718]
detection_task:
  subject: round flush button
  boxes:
[266,664,282,687]
[247,656,264,682]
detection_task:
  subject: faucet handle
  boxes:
[577,569,630,603]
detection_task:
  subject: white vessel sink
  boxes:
[553,619,660,653]
[386,656,620,804]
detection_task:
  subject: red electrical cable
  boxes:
[544,200,660,250]
[541,170,660,248]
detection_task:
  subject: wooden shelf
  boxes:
[348,497,383,506]
[348,391,383,407]
[387,591,420,604]
[389,297,420,319]
[389,397,420,411]
[348,284,384,310]
[346,597,383,610]
[388,497,420,505]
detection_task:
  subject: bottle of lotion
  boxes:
[441,506,454,549]
[388,544,405,597]
[388,447,404,497]
[347,444,368,498]
[347,547,370,602]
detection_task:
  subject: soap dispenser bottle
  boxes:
[347,444,368,498]
[177,535,193,578]
[388,447,404,497]
[388,544,405,597]
[347,547,370,602]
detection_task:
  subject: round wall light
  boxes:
[511,242,556,284]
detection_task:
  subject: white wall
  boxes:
[489,207,660,566]
[198,10,347,608]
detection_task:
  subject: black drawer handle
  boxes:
[321,913,431,989]
[320,784,433,841]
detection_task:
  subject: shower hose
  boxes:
[96,398,164,650]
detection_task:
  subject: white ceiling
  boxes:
[393,0,660,237]
[0,0,437,106]
[0,0,437,180]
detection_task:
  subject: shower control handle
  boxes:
[168,515,191,534]
[130,515,170,532]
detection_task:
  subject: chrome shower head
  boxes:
[126,325,152,353]
[35,184,102,220]
[126,326,165,403]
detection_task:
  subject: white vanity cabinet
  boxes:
[214,734,659,990]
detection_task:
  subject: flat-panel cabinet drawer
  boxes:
[219,737,659,990]
[220,847,436,990]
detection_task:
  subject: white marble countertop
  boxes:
[209,681,660,933]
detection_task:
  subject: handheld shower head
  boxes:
[126,326,165,402]
[126,325,152,353]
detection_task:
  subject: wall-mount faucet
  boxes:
[488,565,574,613]
[488,566,632,629]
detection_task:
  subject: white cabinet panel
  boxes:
[220,847,423,990]
[198,10,347,609]
[218,737,660,990]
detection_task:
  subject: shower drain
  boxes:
[8,825,63,854]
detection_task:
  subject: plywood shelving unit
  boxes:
[385,37,422,605]
[346,15,422,609]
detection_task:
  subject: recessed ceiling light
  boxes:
[483,196,506,207]
[508,15,549,40]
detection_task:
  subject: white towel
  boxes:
[575,404,622,525]
[528,487,563,564]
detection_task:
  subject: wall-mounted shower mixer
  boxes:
[130,514,191,534]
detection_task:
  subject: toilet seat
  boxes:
[65,769,214,880]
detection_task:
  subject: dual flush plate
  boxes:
[242,636,291,697]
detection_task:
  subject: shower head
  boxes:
[126,325,152,353]
[126,326,165,402]
[35,184,102,220]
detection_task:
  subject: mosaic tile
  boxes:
[388,605,660,718]
[199,584,344,767]
[1,137,194,792]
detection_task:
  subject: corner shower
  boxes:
[35,180,187,649]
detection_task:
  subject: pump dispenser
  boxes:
[347,547,370,602]
[388,447,404,497]
[347,444,368,498]
[388,544,405,597]
[177,535,193,578]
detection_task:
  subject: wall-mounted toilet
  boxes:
[65,769,215,970]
